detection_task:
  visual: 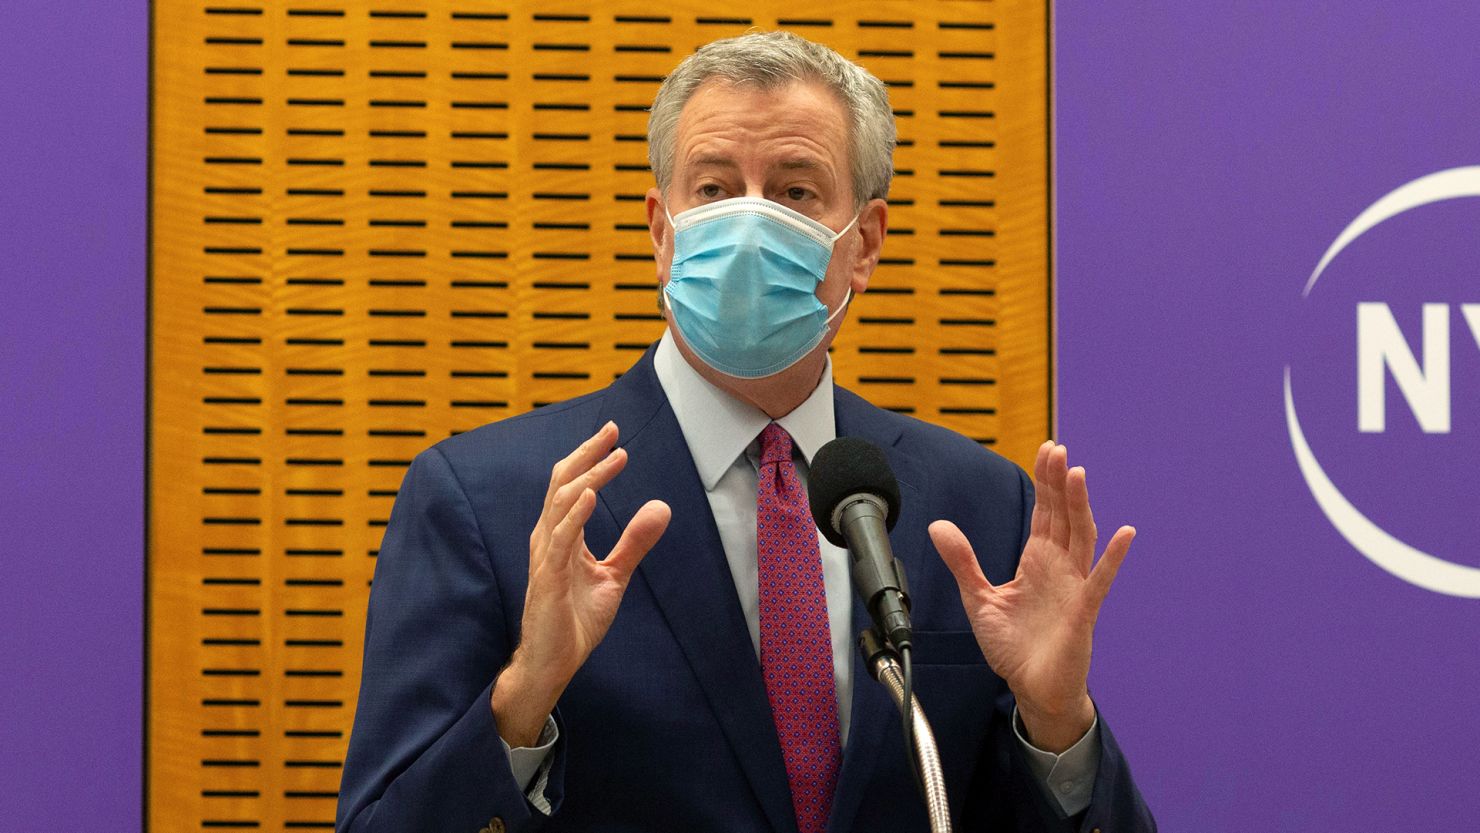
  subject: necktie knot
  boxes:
[759,422,794,467]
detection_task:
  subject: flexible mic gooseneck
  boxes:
[807,437,912,651]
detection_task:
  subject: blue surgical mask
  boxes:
[663,196,857,379]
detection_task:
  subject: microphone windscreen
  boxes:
[807,437,902,547]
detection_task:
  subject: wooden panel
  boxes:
[148,2,1048,830]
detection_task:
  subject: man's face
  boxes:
[645,78,887,347]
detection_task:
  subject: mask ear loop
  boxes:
[820,212,860,325]
[824,287,853,327]
[830,212,860,243]
[658,200,676,313]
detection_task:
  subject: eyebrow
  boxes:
[687,154,824,172]
[690,154,740,169]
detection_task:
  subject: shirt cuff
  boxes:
[499,714,559,814]
[1012,704,1101,817]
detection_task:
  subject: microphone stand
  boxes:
[859,629,952,833]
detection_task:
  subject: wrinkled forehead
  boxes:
[670,77,853,175]
[675,74,851,130]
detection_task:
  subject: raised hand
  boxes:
[491,421,671,747]
[929,442,1135,752]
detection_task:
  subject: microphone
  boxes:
[807,437,912,651]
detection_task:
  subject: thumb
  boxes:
[929,519,993,594]
[604,500,672,581]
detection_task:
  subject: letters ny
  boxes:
[1357,302,1480,433]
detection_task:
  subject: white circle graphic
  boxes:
[1287,165,1480,598]
[1304,166,1480,297]
[1285,368,1480,597]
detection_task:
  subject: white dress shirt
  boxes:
[502,331,1100,817]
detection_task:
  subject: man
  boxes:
[338,31,1154,833]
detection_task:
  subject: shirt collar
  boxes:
[653,329,837,491]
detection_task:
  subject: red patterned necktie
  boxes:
[756,422,841,833]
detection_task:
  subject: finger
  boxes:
[549,446,629,524]
[929,520,994,595]
[604,499,672,581]
[533,447,626,560]
[1033,440,1053,483]
[1065,466,1098,575]
[543,421,619,517]
[1086,525,1136,608]
[548,488,599,568]
[1029,442,1054,539]
[1047,444,1071,550]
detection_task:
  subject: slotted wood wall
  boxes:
[148,2,1048,829]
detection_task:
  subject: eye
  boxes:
[785,186,814,202]
[697,183,724,200]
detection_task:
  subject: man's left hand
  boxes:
[929,441,1135,753]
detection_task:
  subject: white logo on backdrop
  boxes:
[1285,166,1480,598]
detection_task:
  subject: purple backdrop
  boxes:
[0,1,146,829]
[1057,2,1480,828]
[5,1,1477,828]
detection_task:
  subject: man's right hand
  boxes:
[491,420,672,748]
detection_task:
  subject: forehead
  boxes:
[673,78,851,173]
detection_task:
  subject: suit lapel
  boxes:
[595,351,798,833]
[826,591,900,832]
[827,388,927,833]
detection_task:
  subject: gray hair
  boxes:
[647,31,896,207]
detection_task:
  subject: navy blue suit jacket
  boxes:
[338,347,1155,832]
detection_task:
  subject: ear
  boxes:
[645,187,673,287]
[849,197,889,294]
